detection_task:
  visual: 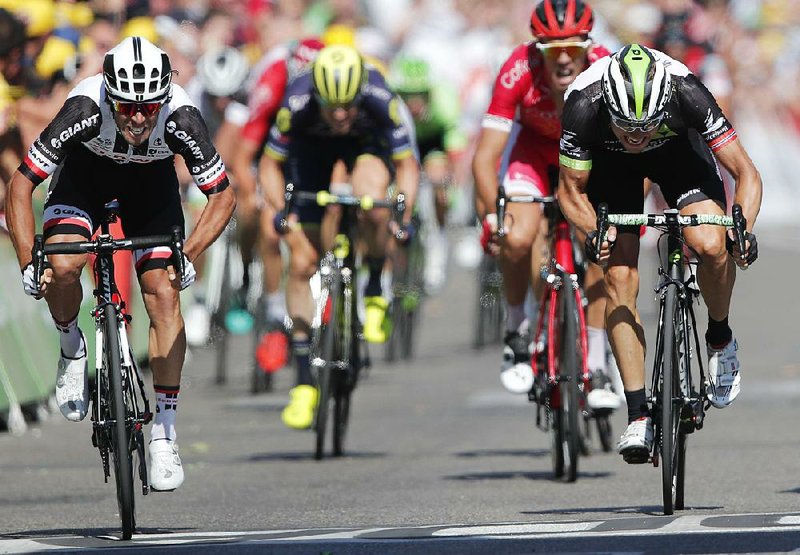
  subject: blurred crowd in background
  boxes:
[1,0,798,228]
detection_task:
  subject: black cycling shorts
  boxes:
[284,134,393,224]
[43,146,185,274]
[587,131,726,234]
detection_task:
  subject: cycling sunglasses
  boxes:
[112,100,164,117]
[535,39,592,59]
[610,112,664,133]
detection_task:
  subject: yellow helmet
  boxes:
[56,1,94,29]
[322,23,356,47]
[120,16,159,45]
[312,45,364,106]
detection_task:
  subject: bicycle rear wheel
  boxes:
[104,305,135,539]
[659,286,681,515]
[558,283,581,482]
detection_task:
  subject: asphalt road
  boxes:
[1,228,800,554]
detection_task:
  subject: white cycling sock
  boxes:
[506,303,526,334]
[54,314,84,358]
[151,385,179,442]
[587,326,607,373]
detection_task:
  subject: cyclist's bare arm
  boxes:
[557,164,595,235]
[183,186,236,262]
[472,127,509,220]
[258,152,286,213]
[713,138,762,231]
[394,154,419,225]
[230,137,260,203]
[5,169,37,268]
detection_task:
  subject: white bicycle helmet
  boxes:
[197,47,249,97]
[103,36,173,103]
[601,43,672,131]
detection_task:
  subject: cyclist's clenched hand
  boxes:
[389,220,416,244]
[726,229,758,269]
[168,254,196,290]
[480,213,500,256]
[585,225,617,265]
[21,261,52,299]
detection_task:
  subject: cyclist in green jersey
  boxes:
[390,56,467,293]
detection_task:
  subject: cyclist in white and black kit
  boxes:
[5,36,236,491]
[557,44,761,463]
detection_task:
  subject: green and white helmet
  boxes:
[601,43,672,132]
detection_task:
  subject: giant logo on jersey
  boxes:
[165,119,204,160]
[50,114,100,149]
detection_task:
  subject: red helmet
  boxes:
[530,0,594,40]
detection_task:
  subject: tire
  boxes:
[551,408,565,478]
[559,283,581,483]
[213,241,232,385]
[314,283,339,461]
[596,415,613,453]
[659,286,680,516]
[333,281,359,457]
[105,305,135,539]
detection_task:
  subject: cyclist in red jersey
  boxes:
[229,38,324,370]
[472,0,618,411]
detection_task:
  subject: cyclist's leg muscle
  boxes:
[285,227,322,336]
[351,154,391,257]
[604,233,646,392]
[140,268,184,387]
[499,201,541,306]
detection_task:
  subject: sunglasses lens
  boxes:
[140,103,161,116]
[114,101,162,116]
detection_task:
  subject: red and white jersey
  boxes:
[241,58,289,145]
[481,42,610,142]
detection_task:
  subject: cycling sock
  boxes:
[53,313,85,358]
[506,303,526,334]
[292,338,313,386]
[587,326,607,373]
[705,315,732,348]
[625,388,649,423]
[364,257,385,297]
[151,385,179,442]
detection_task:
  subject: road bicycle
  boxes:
[594,203,746,514]
[472,251,505,350]
[497,186,612,482]
[31,200,186,539]
[281,185,405,459]
[385,209,425,362]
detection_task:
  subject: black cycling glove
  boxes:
[273,210,290,235]
[584,230,615,264]
[726,230,758,266]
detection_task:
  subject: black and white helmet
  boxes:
[601,43,672,131]
[197,47,249,97]
[103,36,173,103]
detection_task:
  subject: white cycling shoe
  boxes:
[706,338,741,408]
[617,416,653,464]
[55,335,89,422]
[149,439,184,492]
[586,371,621,412]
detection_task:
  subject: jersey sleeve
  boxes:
[18,95,101,186]
[241,60,288,144]
[558,90,599,171]
[164,106,230,195]
[677,73,737,153]
[362,70,415,160]
[482,44,530,133]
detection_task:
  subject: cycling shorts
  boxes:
[285,135,393,224]
[586,131,726,234]
[43,146,185,274]
[501,129,557,197]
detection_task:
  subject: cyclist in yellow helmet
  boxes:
[261,45,420,429]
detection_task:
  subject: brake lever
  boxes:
[594,203,609,264]
[170,226,185,281]
[496,185,507,238]
[731,204,747,264]
[393,193,406,240]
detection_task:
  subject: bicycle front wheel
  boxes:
[659,286,681,515]
[314,281,339,460]
[104,305,135,539]
[558,283,581,483]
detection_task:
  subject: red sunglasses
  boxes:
[112,101,163,117]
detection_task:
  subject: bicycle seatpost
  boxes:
[496,185,507,239]
[731,204,747,263]
[594,203,609,264]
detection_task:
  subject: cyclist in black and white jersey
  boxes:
[557,44,762,463]
[5,36,236,491]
